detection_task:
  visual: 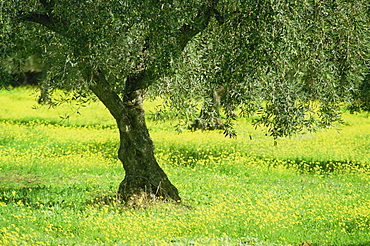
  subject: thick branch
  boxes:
[125,70,156,100]
[124,1,222,95]
[39,0,54,14]
[18,1,77,42]
[18,12,52,28]
[212,8,225,25]
[175,1,220,50]
[87,69,125,121]
[18,12,69,37]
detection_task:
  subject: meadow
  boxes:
[0,87,370,246]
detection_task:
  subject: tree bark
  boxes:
[116,94,181,204]
[89,70,181,205]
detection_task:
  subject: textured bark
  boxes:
[89,70,181,204]
[116,95,181,204]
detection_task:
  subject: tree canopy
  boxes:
[1,0,370,137]
[1,0,370,202]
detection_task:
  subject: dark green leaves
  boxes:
[1,0,370,138]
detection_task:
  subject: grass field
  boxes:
[1,87,370,245]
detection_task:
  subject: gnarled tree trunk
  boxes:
[116,93,181,204]
[89,71,181,205]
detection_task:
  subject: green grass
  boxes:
[1,87,370,245]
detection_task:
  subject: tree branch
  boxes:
[17,11,69,36]
[17,1,55,26]
[88,69,125,120]
[18,12,51,27]
[16,3,125,119]
[39,0,54,14]
[125,1,222,95]
[212,8,225,25]
[175,2,218,50]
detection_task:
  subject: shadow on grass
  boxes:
[0,183,190,211]
[157,144,235,168]
[347,243,370,246]
[331,243,370,246]
[0,118,116,129]
[157,141,369,175]
[0,185,111,210]
[274,159,369,174]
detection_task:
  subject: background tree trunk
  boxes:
[191,86,225,131]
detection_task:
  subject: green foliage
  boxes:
[1,89,370,245]
[152,0,370,137]
[349,73,370,112]
[1,0,370,137]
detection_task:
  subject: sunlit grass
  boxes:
[0,87,115,126]
[1,87,370,245]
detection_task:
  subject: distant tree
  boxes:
[2,55,52,104]
[349,73,370,112]
[1,0,369,204]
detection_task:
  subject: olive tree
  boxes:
[1,0,369,204]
